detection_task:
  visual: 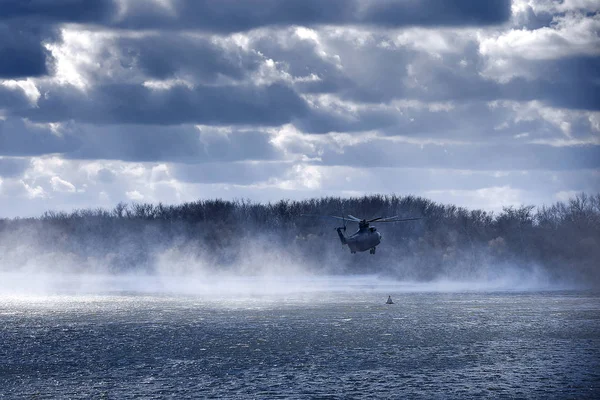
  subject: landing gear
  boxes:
[369,247,376,254]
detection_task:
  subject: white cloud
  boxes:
[481,14,600,60]
[516,0,600,14]
[126,190,144,201]
[394,28,473,56]
[13,180,47,199]
[491,100,599,142]
[50,176,76,192]
[43,29,107,90]
[480,12,600,81]
[1,79,41,104]
[151,164,171,182]
[528,137,600,146]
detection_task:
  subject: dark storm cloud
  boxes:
[116,0,511,32]
[0,157,29,178]
[0,0,117,78]
[0,0,511,31]
[0,118,81,156]
[0,0,117,23]
[0,22,51,79]
[17,82,308,126]
[117,34,263,83]
[501,56,600,111]
[115,0,350,32]
[361,0,511,27]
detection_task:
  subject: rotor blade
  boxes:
[371,215,419,222]
[371,215,398,222]
[301,214,352,222]
[376,217,422,223]
[368,215,418,222]
[346,214,362,222]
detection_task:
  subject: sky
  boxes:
[0,0,599,218]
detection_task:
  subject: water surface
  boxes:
[1,280,599,398]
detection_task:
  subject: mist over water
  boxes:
[0,251,576,298]
[0,231,583,298]
[0,272,566,297]
[0,230,583,298]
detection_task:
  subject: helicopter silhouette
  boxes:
[302,214,421,254]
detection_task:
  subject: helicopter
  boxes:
[302,214,421,254]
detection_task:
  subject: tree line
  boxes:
[0,193,598,286]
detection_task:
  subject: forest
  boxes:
[0,193,599,286]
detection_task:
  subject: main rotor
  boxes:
[301,213,421,229]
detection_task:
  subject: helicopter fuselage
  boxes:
[303,213,420,255]
[337,226,381,254]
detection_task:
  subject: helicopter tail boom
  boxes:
[336,227,347,246]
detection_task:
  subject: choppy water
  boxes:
[1,280,599,399]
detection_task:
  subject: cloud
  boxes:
[116,33,264,84]
[0,0,511,80]
[481,13,600,62]
[126,190,144,201]
[50,175,76,192]
[14,81,309,126]
[250,26,599,111]
[70,125,281,163]
[114,0,511,32]
[0,22,51,79]
[0,117,283,164]
[0,82,32,109]
[0,0,117,79]
[0,0,117,23]
[0,118,80,157]
[360,0,511,28]
[0,0,598,217]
